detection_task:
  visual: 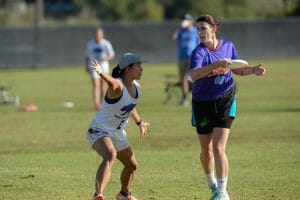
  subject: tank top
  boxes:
[89,79,141,132]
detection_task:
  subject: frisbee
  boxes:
[227,59,248,69]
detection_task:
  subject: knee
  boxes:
[103,151,117,164]
[213,144,226,157]
[125,161,138,172]
[201,148,214,160]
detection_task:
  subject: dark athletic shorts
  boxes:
[191,87,236,134]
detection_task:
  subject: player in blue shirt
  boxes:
[189,14,266,200]
[172,14,199,105]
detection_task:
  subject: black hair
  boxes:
[111,63,134,78]
[112,65,123,78]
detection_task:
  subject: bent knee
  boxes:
[125,161,138,172]
[103,151,117,162]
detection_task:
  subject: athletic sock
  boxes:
[120,191,131,197]
[217,177,228,192]
[205,172,217,187]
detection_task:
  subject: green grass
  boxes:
[0,59,300,200]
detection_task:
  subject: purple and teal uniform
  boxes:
[190,39,238,101]
[190,39,238,134]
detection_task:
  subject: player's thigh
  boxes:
[93,136,117,160]
[192,100,214,134]
[212,127,230,150]
[178,59,189,77]
[117,147,137,169]
[198,134,213,154]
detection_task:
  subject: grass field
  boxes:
[0,59,300,200]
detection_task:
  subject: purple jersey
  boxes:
[190,39,238,101]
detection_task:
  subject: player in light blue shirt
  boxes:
[172,13,199,105]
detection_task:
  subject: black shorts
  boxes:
[191,87,236,134]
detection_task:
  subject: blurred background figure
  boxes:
[85,27,115,110]
[172,13,199,106]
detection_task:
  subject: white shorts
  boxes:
[86,127,130,151]
[88,61,109,79]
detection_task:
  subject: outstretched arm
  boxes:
[131,108,149,139]
[232,63,266,76]
[91,59,123,95]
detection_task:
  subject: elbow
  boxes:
[189,71,199,81]
[110,83,120,91]
[191,75,197,82]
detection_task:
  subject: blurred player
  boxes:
[172,13,199,105]
[189,14,266,200]
[86,28,115,110]
[86,53,150,200]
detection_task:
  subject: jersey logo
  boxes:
[93,47,103,53]
[214,75,225,85]
[200,117,210,127]
[120,103,136,116]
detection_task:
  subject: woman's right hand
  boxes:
[217,58,232,68]
[91,59,102,75]
[208,59,232,77]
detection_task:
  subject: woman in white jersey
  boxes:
[85,28,115,110]
[87,53,149,200]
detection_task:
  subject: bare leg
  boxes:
[212,127,230,179]
[181,74,189,98]
[117,147,138,193]
[92,78,101,108]
[93,136,117,195]
[99,78,107,106]
[198,133,214,174]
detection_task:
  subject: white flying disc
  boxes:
[62,101,74,108]
[228,59,248,69]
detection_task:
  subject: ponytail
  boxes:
[111,63,134,78]
[112,65,123,78]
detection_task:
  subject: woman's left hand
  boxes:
[253,64,266,76]
[138,121,150,139]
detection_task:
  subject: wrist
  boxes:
[136,119,142,126]
[252,67,256,74]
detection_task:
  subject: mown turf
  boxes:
[0,59,300,199]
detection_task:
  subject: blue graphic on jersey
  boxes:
[93,47,103,60]
[214,75,225,85]
[93,47,103,53]
[120,103,136,116]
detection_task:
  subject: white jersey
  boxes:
[89,79,141,132]
[86,38,115,67]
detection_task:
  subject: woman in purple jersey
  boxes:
[189,15,265,200]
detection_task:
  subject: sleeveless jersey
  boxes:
[89,80,141,132]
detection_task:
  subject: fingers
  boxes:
[140,122,150,139]
[91,59,102,74]
[219,59,232,68]
[91,59,98,67]
[260,67,266,75]
[257,63,266,75]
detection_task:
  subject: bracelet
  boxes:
[136,119,142,125]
